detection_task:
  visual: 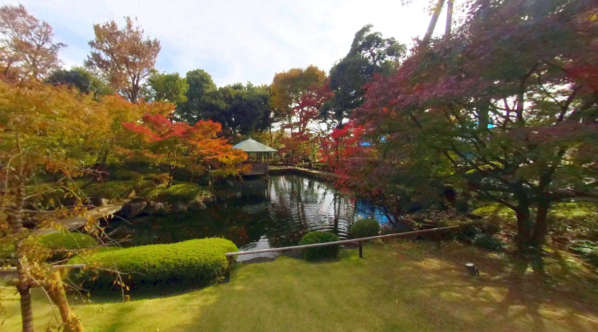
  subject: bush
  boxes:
[457,223,483,242]
[299,231,339,261]
[39,231,97,250]
[108,169,142,181]
[145,183,208,203]
[472,203,516,222]
[350,218,380,238]
[0,242,15,264]
[69,238,237,290]
[83,179,155,201]
[473,234,504,251]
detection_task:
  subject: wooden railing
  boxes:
[226,225,462,259]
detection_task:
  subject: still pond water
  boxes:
[113,175,405,261]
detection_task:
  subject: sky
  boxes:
[7,0,457,87]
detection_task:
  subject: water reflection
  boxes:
[114,175,398,259]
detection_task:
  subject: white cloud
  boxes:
[7,0,456,86]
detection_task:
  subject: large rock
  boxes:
[147,201,168,215]
[120,199,147,219]
[173,202,189,213]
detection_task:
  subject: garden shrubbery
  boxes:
[69,238,237,290]
[299,231,339,261]
[472,234,504,251]
[457,222,504,251]
[83,179,154,201]
[145,183,208,203]
[350,218,380,238]
[39,231,97,250]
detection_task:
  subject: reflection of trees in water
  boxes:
[267,175,356,242]
[119,175,361,249]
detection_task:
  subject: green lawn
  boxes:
[2,240,598,332]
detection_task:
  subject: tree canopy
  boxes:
[146,71,189,104]
[86,17,160,103]
[175,69,217,124]
[0,4,64,82]
[46,67,112,97]
[270,65,327,125]
[344,0,598,251]
[321,25,405,127]
[201,83,272,136]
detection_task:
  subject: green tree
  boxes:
[201,83,272,136]
[146,71,189,104]
[46,67,112,97]
[175,69,217,123]
[322,25,405,128]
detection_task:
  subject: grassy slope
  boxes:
[2,241,598,332]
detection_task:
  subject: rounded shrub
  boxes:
[299,231,339,261]
[69,238,237,290]
[350,218,380,238]
[472,234,504,251]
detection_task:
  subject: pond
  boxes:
[110,174,407,261]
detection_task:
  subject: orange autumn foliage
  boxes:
[122,113,248,178]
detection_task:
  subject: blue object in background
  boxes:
[355,200,391,225]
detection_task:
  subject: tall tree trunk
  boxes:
[531,199,550,248]
[423,0,446,44]
[17,280,33,332]
[514,188,533,252]
[9,182,34,332]
[45,271,83,332]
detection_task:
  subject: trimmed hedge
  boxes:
[299,231,339,261]
[350,218,380,238]
[69,238,238,290]
[39,231,97,250]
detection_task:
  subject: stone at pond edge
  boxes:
[120,200,148,219]
[147,201,168,215]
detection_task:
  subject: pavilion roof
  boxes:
[233,138,277,153]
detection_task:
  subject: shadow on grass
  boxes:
[401,242,598,332]
[69,280,219,305]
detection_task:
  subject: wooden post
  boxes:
[465,263,479,276]
[359,241,363,258]
[226,256,235,281]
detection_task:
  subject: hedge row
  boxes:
[69,238,238,290]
